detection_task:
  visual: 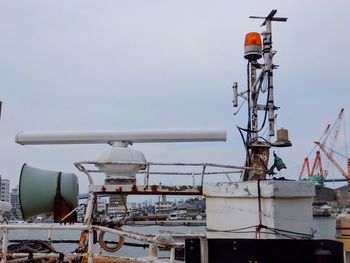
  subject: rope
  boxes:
[98,192,128,253]
[207,225,313,240]
[98,226,125,253]
[7,240,58,254]
[9,239,148,248]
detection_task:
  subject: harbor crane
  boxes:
[299,124,330,181]
[315,108,350,184]
[314,141,350,184]
[299,108,346,184]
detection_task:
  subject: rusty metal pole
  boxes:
[87,228,94,263]
[245,12,286,181]
[2,228,8,263]
[247,142,270,180]
[347,158,350,186]
[251,64,258,140]
[247,53,270,181]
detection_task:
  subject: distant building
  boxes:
[189,198,206,213]
[1,179,10,202]
[96,198,107,212]
[335,185,350,207]
[109,202,137,214]
[108,194,130,215]
[10,186,22,220]
[155,201,174,213]
[314,185,336,206]
[77,208,85,222]
[127,202,136,213]
[108,206,118,215]
[172,201,200,214]
[312,185,350,208]
[109,194,125,207]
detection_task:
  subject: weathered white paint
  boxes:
[96,146,146,180]
[204,180,315,239]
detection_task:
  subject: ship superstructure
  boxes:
[0,10,344,263]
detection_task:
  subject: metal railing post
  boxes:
[88,228,94,263]
[148,244,157,258]
[170,247,175,263]
[201,164,207,187]
[2,229,8,263]
[48,228,52,241]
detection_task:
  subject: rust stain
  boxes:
[94,184,202,195]
[131,185,138,193]
[161,185,194,191]
[202,192,210,198]
[150,185,159,193]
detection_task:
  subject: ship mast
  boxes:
[233,10,291,180]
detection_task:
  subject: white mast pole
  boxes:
[264,19,275,137]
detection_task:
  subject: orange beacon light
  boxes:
[244,32,262,61]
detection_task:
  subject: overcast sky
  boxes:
[0,1,349,197]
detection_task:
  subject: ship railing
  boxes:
[0,223,203,263]
[75,161,252,195]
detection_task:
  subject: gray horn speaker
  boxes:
[19,164,79,223]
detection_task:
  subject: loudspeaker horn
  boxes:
[19,164,79,223]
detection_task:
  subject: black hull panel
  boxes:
[185,238,343,263]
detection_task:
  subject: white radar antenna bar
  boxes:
[16,128,226,145]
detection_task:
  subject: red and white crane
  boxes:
[314,141,349,183]
[299,108,346,181]
[299,124,330,179]
[313,108,349,183]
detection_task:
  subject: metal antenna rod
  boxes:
[249,9,288,26]
[243,10,288,181]
[249,10,287,137]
